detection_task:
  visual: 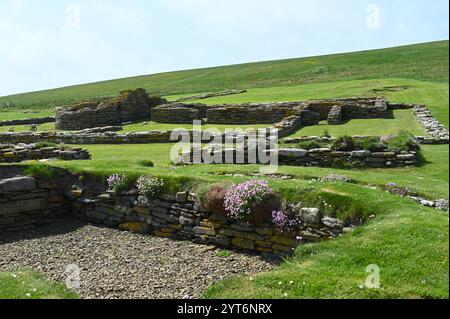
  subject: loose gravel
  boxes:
[0,219,277,299]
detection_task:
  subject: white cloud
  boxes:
[0,16,115,95]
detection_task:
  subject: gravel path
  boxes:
[0,219,277,299]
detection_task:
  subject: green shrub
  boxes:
[361,137,387,152]
[331,135,360,151]
[23,164,62,179]
[34,142,57,149]
[136,175,164,197]
[296,141,322,150]
[107,174,136,193]
[321,129,331,138]
[387,131,416,152]
[139,160,154,167]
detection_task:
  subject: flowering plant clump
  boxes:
[136,175,164,197]
[272,210,301,233]
[107,174,127,192]
[224,180,274,222]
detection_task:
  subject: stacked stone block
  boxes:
[0,176,70,231]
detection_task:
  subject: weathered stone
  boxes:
[175,192,189,203]
[134,206,150,215]
[0,176,36,192]
[351,150,371,158]
[271,235,297,247]
[193,226,215,236]
[321,217,344,229]
[272,244,294,253]
[231,237,255,250]
[299,208,321,225]
[230,222,255,232]
[278,149,308,158]
[371,152,396,158]
[255,227,274,236]
[119,222,148,234]
[0,198,47,215]
[179,216,196,226]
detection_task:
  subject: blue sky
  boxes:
[0,0,448,96]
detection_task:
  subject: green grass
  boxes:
[293,109,426,137]
[0,270,78,299]
[205,201,449,299]
[0,41,447,110]
[120,122,270,133]
[1,78,446,136]
[168,78,449,129]
[0,111,53,121]
[0,40,447,299]
[45,143,448,201]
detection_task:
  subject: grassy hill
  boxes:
[0,41,448,110]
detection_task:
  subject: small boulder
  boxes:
[0,176,36,192]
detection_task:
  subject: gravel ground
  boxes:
[0,219,277,299]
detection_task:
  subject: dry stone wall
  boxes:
[151,104,202,124]
[181,147,419,168]
[0,130,221,145]
[0,176,70,231]
[55,89,166,131]
[0,171,346,256]
[414,105,449,144]
[0,144,91,163]
[74,190,345,256]
[0,117,55,127]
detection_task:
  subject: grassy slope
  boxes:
[0,41,448,110]
[0,41,448,299]
[0,270,77,299]
[2,78,447,135]
[205,202,449,299]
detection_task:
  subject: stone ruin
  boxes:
[55,88,167,131]
[54,89,392,132]
[151,97,389,125]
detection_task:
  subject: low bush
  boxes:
[331,135,359,151]
[24,163,63,179]
[34,142,57,149]
[136,175,164,197]
[139,160,154,168]
[224,180,281,223]
[361,137,387,152]
[386,131,417,152]
[272,209,301,233]
[296,141,322,150]
[107,173,135,193]
[203,184,229,215]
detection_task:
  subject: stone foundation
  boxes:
[0,171,346,256]
[0,176,70,231]
[151,104,202,124]
[74,191,344,256]
[327,106,343,125]
[55,89,167,131]
[414,105,449,144]
[0,144,91,163]
[181,147,419,168]
[0,117,55,127]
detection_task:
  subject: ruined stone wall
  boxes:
[0,130,212,145]
[0,171,346,256]
[151,104,202,124]
[0,176,70,231]
[0,144,91,163]
[55,89,165,131]
[75,190,344,256]
[181,147,419,168]
[207,104,298,125]
[0,117,55,127]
